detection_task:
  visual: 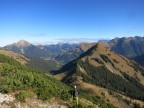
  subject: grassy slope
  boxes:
[55,43,144,107]
[0,49,29,64]
[0,54,71,101]
[0,54,116,108]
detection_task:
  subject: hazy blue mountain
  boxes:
[38,43,78,57]
[98,39,110,43]
[108,36,144,57]
[4,40,50,58]
[38,42,96,64]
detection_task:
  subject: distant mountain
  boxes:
[55,43,97,64]
[108,36,144,57]
[98,39,110,43]
[13,40,31,47]
[4,40,50,58]
[4,41,97,71]
[38,42,96,64]
[55,42,144,107]
[4,40,96,67]
[38,43,78,57]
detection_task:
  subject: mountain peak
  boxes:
[14,40,31,47]
[97,42,108,49]
[89,42,108,53]
[78,42,96,52]
[78,42,109,59]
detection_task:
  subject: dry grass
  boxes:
[78,42,96,52]
[77,78,144,108]
[54,42,144,107]
[82,42,144,85]
[54,72,68,80]
[0,49,29,64]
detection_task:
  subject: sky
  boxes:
[0,0,144,46]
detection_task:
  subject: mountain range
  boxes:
[4,40,96,65]
[108,36,144,57]
[1,36,144,107]
[3,36,144,72]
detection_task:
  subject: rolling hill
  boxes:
[55,42,144,108]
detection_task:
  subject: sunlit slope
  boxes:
[0,53,70,101]
[55,42,144,107]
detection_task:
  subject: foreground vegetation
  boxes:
[0,54,70,101]
[0,54,116,107]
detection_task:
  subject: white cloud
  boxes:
[0,41,14,47]
[55,38,111,43]
[32,38,112,45]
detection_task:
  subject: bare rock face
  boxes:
[0,93,15,108]
[14,102,67,108]
[0,93,67,108]
[14,40,31,47]
[0,93,15,103]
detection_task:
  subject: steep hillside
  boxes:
[26,56,61,73]
[0,54,70,99]
[132,54,144,66]
[108,36,144,57]
[0,53,73,107]
[0,49,59,72]
[55,42,144,108]
[55,49,81,64]
[0,49,29,64]
[0,52,115,108]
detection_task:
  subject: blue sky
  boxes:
[0,0,144,46]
